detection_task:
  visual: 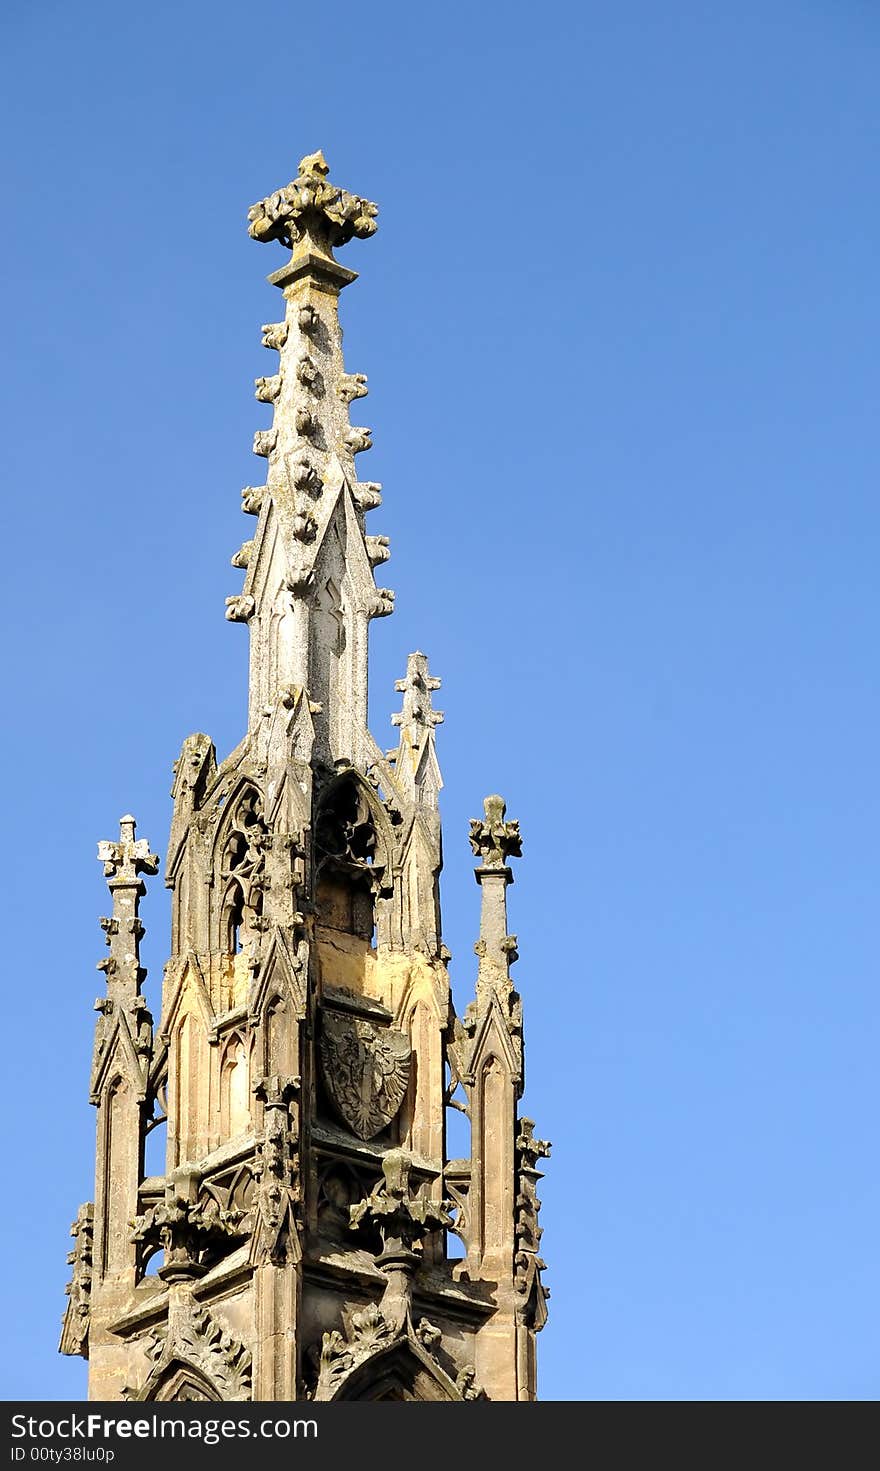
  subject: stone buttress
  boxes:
[61,152,550,1403]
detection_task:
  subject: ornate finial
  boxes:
[390,653,444,808]
[391,652,443,736]
[349,1148,452,1334]
[347,1147,456,1347]
[469,795,522,869]
[131,1168,245,1283]
[247,152,378,257]
[349,1148,452,1246]
[97,816,159,883]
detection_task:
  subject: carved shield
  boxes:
[320,1012,411,1140]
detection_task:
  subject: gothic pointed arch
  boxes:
[314,766,395,890]
[262,992,295,1076]
[172,1009,210,1164]
[221,878,246,955]
[123,1304,253,1402]
[159,954,216,1071]
[151,1361,222,1403]
[219,1030,250,1138]
[314,767,397,947]
[209,778,269,951]
[248,926,306,1029]
[324,1334,465,1402]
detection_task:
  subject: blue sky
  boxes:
[1,0,878,1401]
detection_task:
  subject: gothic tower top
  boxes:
[62,152,550,1404]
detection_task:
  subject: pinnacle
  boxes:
[391,652,444,733]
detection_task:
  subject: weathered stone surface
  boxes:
[319,1013,411,1140]
[64,152,547,1403]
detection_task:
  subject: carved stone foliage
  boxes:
[352,480,382,511]
[369,588,395,619]
[295,406,317,438]
[320,1013,411,1140]
[295,352,320,390]
[59,1204,93,1358]
[252,428,277,459]
[312,1301,478,1402]
[249,1075,301,1266]
[469,794,522,868]
[261,321,288,350]
[225,594,255,623]
[248,151,378,254]
[131,1172,244,1283]
[241,485,265,515]
[365,534,390,567]
[291,453,321,494]
[349,1149,452,1254]
[124,1302,252,1402]
[315,1302,394,1399]
[254,374,281,403]
[344,425,373,455]
[455,1365,486,1401]
[514,1118,551,1331]
[338,371,368,404]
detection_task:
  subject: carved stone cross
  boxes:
[97,816,159,886]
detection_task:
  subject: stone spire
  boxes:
[89,816,158,1290]
[232,152,393,764]
[469,795,522,1006]
[391,651,443,806]
[90,816,158,1105]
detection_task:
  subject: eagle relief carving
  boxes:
[320,1011,411,1140]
